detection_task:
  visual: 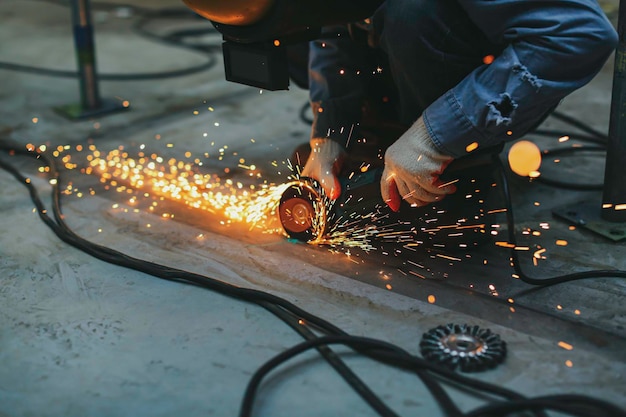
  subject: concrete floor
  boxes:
[0,1,625,416]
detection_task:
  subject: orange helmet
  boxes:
[182,0,274,26]
[183,0,383,42]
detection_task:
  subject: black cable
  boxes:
[549,109,608,141]
[240,335,625,417]
[534,146,606,191]
[0,59,218,81]
[299,101,313,125]
[494,154,626,286]
[523,109,610,190]
[239,336,405,417]
[465,395,626,417]
[239,335,469,417]
[130,9,216,51]
[30,0,152,13]
[259,301,402,417]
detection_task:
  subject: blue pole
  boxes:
[69,0,101,111]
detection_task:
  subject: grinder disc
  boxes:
[419,323,506,372]
[278,180,326,242]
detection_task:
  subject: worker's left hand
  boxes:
[381,116,457,211]
[301,138,345,200]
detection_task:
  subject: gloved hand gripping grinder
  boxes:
[278,148,501,243]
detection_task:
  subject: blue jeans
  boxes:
[371,0,502,126]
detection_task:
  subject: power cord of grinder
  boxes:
[496,109,626,285]
[1,127,626,417]
[528,109,610,191]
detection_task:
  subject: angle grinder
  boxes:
[278,168,382,242]
[278,144,502,244]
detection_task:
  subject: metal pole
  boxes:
[69,0,102,111]
[602,0,626,222]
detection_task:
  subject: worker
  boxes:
[300,0,618,212]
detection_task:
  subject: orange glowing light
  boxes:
[557,341,573,351]
[508,140,542,177]
[427,295,436,304]
[495,241,515,248]
[555,240,568,246]
[465,142,479,153]
[482,55,495,65]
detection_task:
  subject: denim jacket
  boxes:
[308,0,618,158]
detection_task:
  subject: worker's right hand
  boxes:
[380,116,457,211]
[301,138,345,200]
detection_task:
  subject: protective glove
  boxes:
[380,116,457,212]
[301,138,345,200]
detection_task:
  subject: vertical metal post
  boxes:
[56,0,127,119]
[553,2,626,240]
[602,0,626,222]
[70,0,102,111]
